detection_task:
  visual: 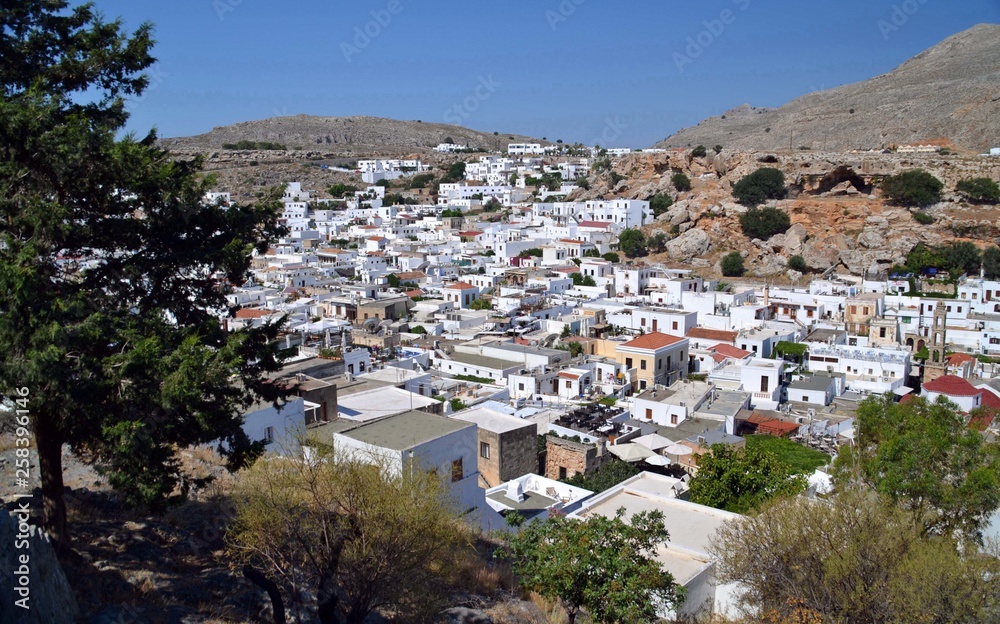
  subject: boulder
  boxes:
[441,607,494,624]
[857,229,886,249]
[765,233,786,252]
[802,239,840,271]
[784,223,808,255]
[752,254,788,277]
[665,228,711,261]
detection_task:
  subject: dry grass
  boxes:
[451,549,515,596]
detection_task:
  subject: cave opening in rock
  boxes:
[816,166,872,194]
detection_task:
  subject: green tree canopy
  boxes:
[671,172,692,192]
[732,168,786,206]
[618,229,646,258]
[788,254,807,272]
[0,1,287,543]
[832,394,1000,540]
[691,145,707,157]
[649,194,673,218]
[983,246,1000,279]
[739,205,791,240]
[720,251,745,277]
[504,509,684,623]
[956,177,1000,204]
[688,443,807,514]
[881,169,944,207]
[601,252,620,263]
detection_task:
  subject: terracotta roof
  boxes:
[367,236,387,242]
[578,221,612,228]
[458,231,483,237]
[923,375,981,397]
[396,271,427,280]
[619,332,685,351]
[558,238,586,244]
[711,343,753,360]
[405,289,425,298]
[446,282,477,290]
[235,308,273,319]
[553,265,581,274]
[686,327,738,343]
[980,391,1000,410]
[557,371,581,380]
[947,353,976,366]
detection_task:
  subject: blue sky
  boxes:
[92,0,1000,147]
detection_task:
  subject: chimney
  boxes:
[506,480,526,503]
[697,435,706,445]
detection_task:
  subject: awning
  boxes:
[893,386,914,397]
[609,443,654,463]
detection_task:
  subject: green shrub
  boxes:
[956,178,1000,204]
[618,229,646,258]
[739,206,791,240]
[671,172,692,192]
[721,252,745,277]
[691,145,707,158]
[912,211,934,225]
[788,255,807,272]
[881,169,943,207]
[649,194,673,218]
[733,168,786,206]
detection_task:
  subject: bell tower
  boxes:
[924,302,947,383]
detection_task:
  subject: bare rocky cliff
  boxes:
[655,23,1000,153]
[583,150,1000,278]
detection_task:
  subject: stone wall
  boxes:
[544,436,605,481]
[498,425,539,485]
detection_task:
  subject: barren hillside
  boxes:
[656,23,1000,153]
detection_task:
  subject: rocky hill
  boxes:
[656,23,1000,152]
[577,149,1000,278]
[162,114,547,155]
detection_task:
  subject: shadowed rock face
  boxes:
[656,24,1000,153]
[0,505,79,623]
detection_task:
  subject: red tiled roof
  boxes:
[235,308,273,319]
[367,236,386,242]
[558,238,585,244]
[458,230,483,237]
[619,332,685,351]
[923,375,981,397]
[578,221,612,229]
[405,289,424,298]
[980,391,1000,410]
[686,327,738,342]
[557,371,581,380]
[711,343,752,360]
[446,282,477,290]
[553,265,581,274]
[947,353,976,366]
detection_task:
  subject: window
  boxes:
[559,466,567,480]
[565,380,572,389]
[880,327,886,338]
[640,360,647,370]
[658,359,662,370]
[850,306,857,315]
[760,377,769,392]
[263,426,275,443]
[640,317,646,326]
[480,442,490,459]
[645,408,652,419]
[518,383,524,391]
[451,458,464,483]
[670,414,678,425]
[672,321,678,330]
[626,357,633,369]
